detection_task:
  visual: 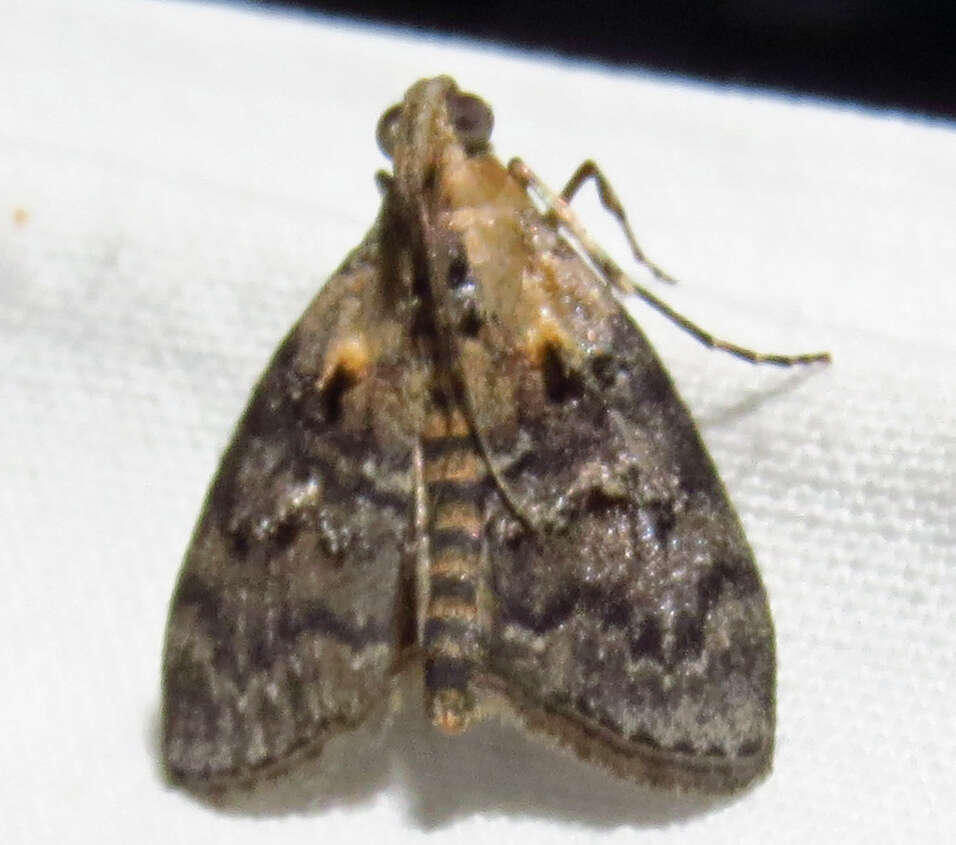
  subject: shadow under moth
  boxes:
[161,76,828,797]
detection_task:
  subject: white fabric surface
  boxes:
[2,1,953,842]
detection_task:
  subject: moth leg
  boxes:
[509,157,831,367]
[510,157,664,296]
[557,159,676,285]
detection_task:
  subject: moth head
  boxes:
[376,86,494,159]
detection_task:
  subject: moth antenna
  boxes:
[455,363,537,530]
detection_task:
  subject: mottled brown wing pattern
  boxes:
[163,75,811,799]
[162,236,422,790]
[468,237,775,792]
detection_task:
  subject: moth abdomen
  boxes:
[421,405,489,733]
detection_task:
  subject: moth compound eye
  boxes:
[376,104,403,158]
[445,92,493,153]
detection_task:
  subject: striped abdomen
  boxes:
[421,405,488,733]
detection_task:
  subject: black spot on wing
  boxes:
[447,253,470,288]
[319,364,357,424]
[541,343,585,403]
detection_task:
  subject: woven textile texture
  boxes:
[1,2,953,843]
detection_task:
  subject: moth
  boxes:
[161,76,828,796]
